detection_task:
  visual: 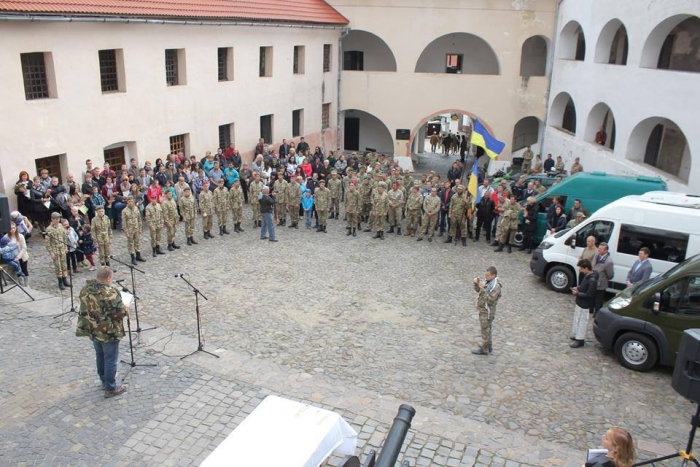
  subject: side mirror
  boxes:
[652,292,661,314]
[569,237,576,249]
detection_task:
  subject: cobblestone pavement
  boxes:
[0,186,693,465]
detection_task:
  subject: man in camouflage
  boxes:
[286,176,302,229]
[446,185,468,247]
[198,180,215,239]
[213,178,230,235]
[179,186,198,245]
[314,179,331,233]
[229,179,244,233]
[161,189,180,251]
[472,266,502,356]
[416,187,440,242]
[45,211,70,290]
[495,194,521,253]
[371,181,389,240]
[327,171,342,219]
[387,180,405,235]
[122,196,146,265]
[273,172,288,226]
[344,179,361,237]
[145,196,166,257]
[78,266,127,398]
[91,205,112,267]
[249,173,265,228]
[360,177,373,227]
[404,186,423,237]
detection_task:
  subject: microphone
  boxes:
[174,273,183,278]
[116,279,125,285]
[109,254,117,259]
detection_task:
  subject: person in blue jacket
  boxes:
[301,188,315,229]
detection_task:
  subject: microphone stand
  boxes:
[0,265,34,301]
[115,280,157,369]
[176,274,219,360]
[109,255,156,334]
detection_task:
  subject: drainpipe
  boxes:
[337,28,350,152]
[541,0,564,155]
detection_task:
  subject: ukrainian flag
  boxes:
[470,119,505,160]
[468,161,479,205]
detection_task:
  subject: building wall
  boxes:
[0,21,341,206]
[544,0,700,193]
[329,0,556,160]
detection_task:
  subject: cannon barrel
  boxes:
[375,404,416,467]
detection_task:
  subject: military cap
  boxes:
[96,205,105,210]
[331,170,337,175]
[51,212,62,219]
[456,185,465,190]
[184,186,191,191]
[319,179,326,184]
[125,195,134,200]
[378,181,387,188]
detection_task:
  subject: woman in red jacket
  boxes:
[300,157,312,178]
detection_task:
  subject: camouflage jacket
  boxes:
[213,186,229,210]
[179,194,197,221]
[344,189,361,214]
[145,203,164,229]
[327,178,342,198]
[122,205,142,234]
[199,190,214,216]
[315,187,331,211]
[273,179,288,204]
[91,214,112,241]
[161,198,178,226]
[45,223,67,255]
[78,280,127,342]
[228,185,243,208]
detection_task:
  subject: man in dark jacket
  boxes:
[570,259,599,348]
[474,190,495,242]
[437,181,453,236]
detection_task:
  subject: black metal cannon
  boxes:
[340,404,416,467]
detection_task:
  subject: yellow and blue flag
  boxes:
[468,161,479,204]
[470,120,505,160]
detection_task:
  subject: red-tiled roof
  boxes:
[0,0,349,25]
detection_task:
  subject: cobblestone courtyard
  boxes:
[0,199,693,466]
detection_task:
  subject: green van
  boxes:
[524,172,667,244]
[594,254,700,372]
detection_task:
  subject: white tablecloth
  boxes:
[200,395,358,467]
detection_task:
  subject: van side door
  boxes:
[646,276,700,356]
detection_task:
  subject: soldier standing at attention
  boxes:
[404,186,423,237]
[145,196,166,257]
[387,181,405,235]
[286,176,302,229]
[416,187,440,242]
[472,266,502,356]
[122,196,146,266]
[179,186,198,245]
[327,171,342,219]
[229,179,244,233]
[161,189,180,251]
[360,177,373,229]
[372,182,389,240]
[344,180,361,237]
[495,194,521,253]
[79,266,127,398]
[91,205,112,267]
[273,172,288,226]
[446,185,467,246]
[46,211,70,290]
[198,180,215,239]
[249,173,265,228]
[213,179,230,235]
[521,146,533,173]
[314,179,331,233]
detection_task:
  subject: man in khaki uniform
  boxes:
[286,176,302,229]
[360,177,373,226]
[404,186,423,237]
[161,189,180,251]
[570,156,584,174]
[199,180,215,239]
[371,182,389,240]
[122,196,146,265]
[472,266,502,356]
[344,180,361,237]
[273,172,288,226]
[417,187,440,242]
[91,205,112,266]
[387,181,405,235]
[495,194,521,253]
[249,173,265,228]
[521,146,534,173]
[327,171,342,219]
[145,197,166,257]
[446,185,467,246]
[314,180,331,233]
[178,186,198,245]
[213,179,230,235]
[45,211,70,290]
[229,179,244,233]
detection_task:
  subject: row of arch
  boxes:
[560,14,700,72]
[549,93,691,182]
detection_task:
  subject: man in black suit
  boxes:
[626,247,653,286]
[438,181,453,237]
[279,139,290,158]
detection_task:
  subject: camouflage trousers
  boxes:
[449,214,466,238]
[375,213,386,232]
[51,252,68,277]
[288,204,300,224]
[231,207,242,224]
[361,202,372,218]
[521,160,531,173]
[499,227,517,244]
[388,206,402,227]
[479,308,495,353]
[318,209,328,226]
[125,231,140,254]
[165,224,176,244]
[346,212,358,229]
[95,236,111,264]
[418,213,437,239]
[330,198,340,215]
[184,219,195,237]
[217,209,228,227]
[277,204,287,223]
[251,202,260,222]
[202,214,213,232]
[149,226,162,248]
[406,210,421,232]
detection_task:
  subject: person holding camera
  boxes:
[471,266,502,356]
[570,259,599,348]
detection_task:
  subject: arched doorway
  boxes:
[414,33,500,75]
[341,30,397,71]
[341,109,393,154]
[584,103,616,149]
[627,117,691,183]
[595,19,628,65]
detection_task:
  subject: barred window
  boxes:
[99,49,119,92]
[322,103,330,130]
[219,124,233,150]
[260,46,273,77]
[21,52,49,100]
[294,46,305,74]
[323,44,331,72]
[170,134,187,155]
[35,155,63,183]
[103,147,125,168]
[292,109,303,137]
[260,115,273,143]
[165,49,179,86]
[218,48,228,81]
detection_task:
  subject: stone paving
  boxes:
[0,158,693,465]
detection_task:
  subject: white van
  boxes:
[529,192,700,293]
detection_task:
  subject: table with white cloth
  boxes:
[200,395,358,467]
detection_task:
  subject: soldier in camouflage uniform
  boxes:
[371,182,389,240]
[145,197,166,257]
[402,170,414,195]
[122,196,146,265]
[91,205,112,267]
[286,176,302,229]
[78,267,128,397]
[161,189,180,251]
[213,179,230,235]
[198,180,215,239]
[344,179,361,236]
[360,177,373,226]
[249,173,265,228]
[471,266,502,356]
[446,185,468,247]
[417,188,440,242]
[273,172,288,226]
[229,179,245,233]
[387,181,405,235]
[327,171,342,219]
[404,186,423,237]
[314,180,331,233]
[178,186,198,245]
[45,211,70,290]
[495,194,521,253]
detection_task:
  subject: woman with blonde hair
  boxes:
[587,427,636,467]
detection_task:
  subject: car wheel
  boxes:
[613,332,658,372]
[545,265,573,293]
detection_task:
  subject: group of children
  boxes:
[62,219,97,273]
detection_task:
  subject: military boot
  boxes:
[346,228,352,236]
[62,277,71,287]
[379,231,385,240]
[156,245,166,255]
[352,228,357,237]
[444,236,453,244]
[507,243,512,253]
[322,225,327,233]
[172,242,181,249]
[238,223,245,232]
[490,239,500,246]
[223,225,230,235]
[187,237,192,246]
[131,253,137,265]
[494,242,505,252]
[190,237,198,245]
[388,226,395,233]
[152,247,157,257]
[168,243,174,252]
[373,231,381,239]
[219,226,224,236]
[58,278,66,290]
[396,227,401,236]
[136,252,146,262]
[462,238,467,247]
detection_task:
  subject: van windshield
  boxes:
[632,256,694,296]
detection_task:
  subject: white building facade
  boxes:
[543,0,699,193]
